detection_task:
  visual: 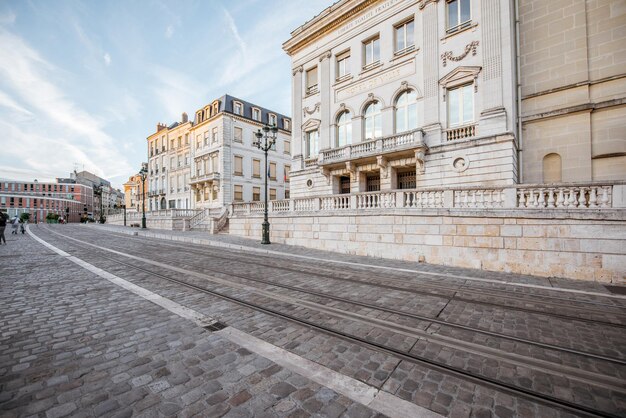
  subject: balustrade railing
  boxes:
[320,129,424,164]
[517,185,612,209]
[446,124,476,141]
[229,182,622,216]
[304,157,319,168]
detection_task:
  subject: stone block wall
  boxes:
[229,210,626,283]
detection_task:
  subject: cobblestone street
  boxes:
[1,224,625,417]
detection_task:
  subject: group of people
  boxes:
[0,213,25,245]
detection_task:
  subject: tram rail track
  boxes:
[64,226,626,327]
[34,227,626,418]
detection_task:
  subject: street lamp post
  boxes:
[123,204,127,226]
[253,123,278,245]
[139,165,147,229]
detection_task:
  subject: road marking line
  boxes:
[28,226,443,418]
[93,225,626,300]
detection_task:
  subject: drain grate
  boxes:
[203,321,228,332]
[605,285,626,295]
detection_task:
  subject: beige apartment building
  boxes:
[145,96,292,212]
[283,0,625,198]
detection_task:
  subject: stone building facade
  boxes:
[188,95,292,209]
[283,0,625,198]
[123,173,148,213]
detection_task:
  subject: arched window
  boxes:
[395,90,417,133]
[543,153,562,183]
[336,111,352,147]
[364,101,382,140]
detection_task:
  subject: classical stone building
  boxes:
[283,0,625,198]
[189,95,292,209]
[123,173,148,213]
[146,113,192,211]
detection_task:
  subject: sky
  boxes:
[0,0,334,189]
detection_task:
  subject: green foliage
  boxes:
[20,213,31,222]
[46,213,60,221]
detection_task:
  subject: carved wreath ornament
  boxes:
[441,41,479,67]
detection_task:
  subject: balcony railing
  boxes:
[230,182,623,215]
[190,172,220,184]
[319,129,424,165]
[446,124,476,141]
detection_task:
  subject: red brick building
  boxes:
[0,179,94,223]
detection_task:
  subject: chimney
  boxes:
[182,112,188,123]
[157,123,167,132]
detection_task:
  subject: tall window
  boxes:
[305,131,319,158]
[336,111,352,147]
[252,159,261,178]
[252,187,261,201]
[395,90,417,133]
[252,108,260,121]
[363,36,380,68]
[234,185,243,201]
[234,156,243,176]
[447,84,474,127]
[211,153,218,173]
[234,127,243,143]
[269,162,277,180]
[306,67,318,94]
[336,51,350,79]
[284,140,291,155]
[269,188,276,201]
[233,102,242,115]
[284,165,290,182]
[364,101,382,140]
[269,114,277,126]
[395,20,414,53]
[447,0,471,33]
[212,127,218,143]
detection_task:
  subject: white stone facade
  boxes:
[283,0,625,199]
[284,0,518,198]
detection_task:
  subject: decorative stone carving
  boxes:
[292,66,303,76]
[415,149,426,175]
[377,156,388,179]
[319,50,332,62]
[452,157,470,173]
[441,41,479,67]
[345,161,356,175]
[303,102,321,117]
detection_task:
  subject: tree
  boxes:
[19,213,31,222]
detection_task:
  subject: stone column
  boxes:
[292,66,303,170]
[319,51,332,150]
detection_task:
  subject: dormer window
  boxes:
[233,102,243,115]
[283,118,290,131]
[269,113,277,126]
[252,108,261,121]
[213,102,219,115]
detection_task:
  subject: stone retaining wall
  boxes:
[229,210,626,283]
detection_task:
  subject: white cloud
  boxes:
[165,25,174,39]
[0,89,32,115]
[0,29,132,181]
[0,10,16,25]
[103,52,111,65]
[151,66,202,120]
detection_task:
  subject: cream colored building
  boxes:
[146,113,192,211]
[123,173,148,213]
[189,95,292,209]
[283,0,625,198]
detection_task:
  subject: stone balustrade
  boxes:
[230,182,624,215]
[318,128,424,165]
[446,124,476,141]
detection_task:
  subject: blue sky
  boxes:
[0,0,333,189]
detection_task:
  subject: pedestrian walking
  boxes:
[11,217,19,235]
[20,220,26,234]
[0,213,7,244]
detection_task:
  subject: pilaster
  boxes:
[292,66,303,170]
[422,0,439,127]
[479,0,507,135]
[319,51,332,150]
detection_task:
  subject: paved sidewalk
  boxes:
[89,224,621,294]
[0,232,385,417]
